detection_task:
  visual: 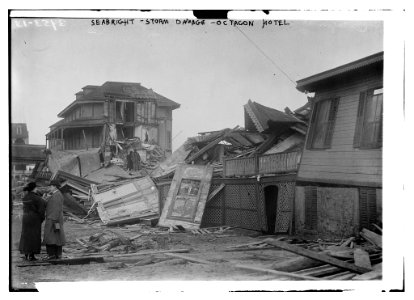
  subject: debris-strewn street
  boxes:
[11,197,382,289]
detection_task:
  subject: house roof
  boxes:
[244,100,303,133]
[11,144,46,163]
[296,51,384,93]
[58,81,180,117]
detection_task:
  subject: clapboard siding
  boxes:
[298,73,382,186]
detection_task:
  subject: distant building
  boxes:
[11,123,29,144]
[46,81,180,155]
[294,52,383,238]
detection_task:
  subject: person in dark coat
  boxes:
[127,150,134,171]
[18,182,46,261]
[43,180,66,259]
[132,149,141,171]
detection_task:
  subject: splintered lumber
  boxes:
[360,228,382,248]
[263,238,371,274]
[324,271,355,280]
[163,253,213,264]
[271,256,324,272]
[206,183,225,203]
[234,264,320,281]
[354,248,372,270]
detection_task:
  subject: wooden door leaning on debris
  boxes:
[158,164,213,230]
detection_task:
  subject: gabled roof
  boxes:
[58,81,180,117]
[296,51,383,93]
[244,100,302,133]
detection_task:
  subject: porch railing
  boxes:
[223,151,301,177]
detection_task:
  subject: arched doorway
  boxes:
[264,185,278,234]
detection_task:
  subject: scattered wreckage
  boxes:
[14,99,382,280]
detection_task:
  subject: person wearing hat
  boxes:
[18,182,46,261]
[43,180,66,259]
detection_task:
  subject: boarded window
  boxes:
[359,188,377,230]
[354,88,383,149]
[306,98,339,149]
[304,186,318,230]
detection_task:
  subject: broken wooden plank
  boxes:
[354,248,372,270]
[263,238,371,274]
[163,253,213,264]
[360,228,382,248]
[42,256,105,265]
[324,271,355,280]
[206,183,225,203]
[271,256,324,272]
[353,269,382,280]
[234,264,319,281]
[294,264,341,277]
[323,246,355,259]
[340,237,355,247]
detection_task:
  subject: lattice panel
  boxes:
[225,209,262,231]
[275,182,295,233]
[257,184,268,231]
[201,208,223,227]
[225,184,257,209]
[202,184,224,227]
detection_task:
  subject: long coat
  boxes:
[43,190,66,246]
[19,192,46,254]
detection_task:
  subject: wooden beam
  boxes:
[164,253,213,264]
[234,264,319,281]
[263,238,371,274]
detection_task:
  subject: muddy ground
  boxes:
[11,201,303,290]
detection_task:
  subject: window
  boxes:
[136,101,156,124]
[354,88,383,149]
[16,126,22,135]
[306,98,339,149]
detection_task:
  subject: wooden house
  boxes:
[46,82,180,155]
[294,52,383,238]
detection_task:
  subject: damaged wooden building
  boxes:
[155,100,310,234]
[294,52,383,239]
[46,81,180,155]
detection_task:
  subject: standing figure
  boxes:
[127,150,134,171]
[43,180,66,259]
[19,182,46,261]
[132,149,141,171]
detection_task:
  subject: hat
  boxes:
[23,182,37,192]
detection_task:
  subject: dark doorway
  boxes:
[264,185,278,234]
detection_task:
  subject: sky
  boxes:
[11,15,383,150]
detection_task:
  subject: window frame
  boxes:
[306,97,340,150]
[353,87,383,149]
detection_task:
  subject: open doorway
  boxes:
[264,185,278,234]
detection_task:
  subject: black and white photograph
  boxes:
[7,7,408,294]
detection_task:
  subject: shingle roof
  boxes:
[296,52,383,92]
[244,100,302,132]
